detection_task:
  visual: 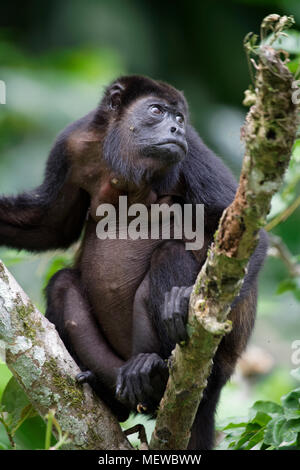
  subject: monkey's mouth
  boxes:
[156,139,188,154]
[142,139,188,164]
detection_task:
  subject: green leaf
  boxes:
[1,377,36,432]
[264,417,286,447]
[234,431,258,450]
[276,279,297,295]
[282,418,300,433]
[250,411,272,427]
[281,388,300,420]
[14,415,51,450]
[43,255,72,287]
[218,416,248,430]
[1,249,33,266]
[250,400,283,417]
[264,417,300,449]
[0,363,12,401]
[234,423,262,450]
[291,368,300,382]
[0,441,9,450]
[244,428,265,450]
[216,432,239,450]
[277,443,300,450]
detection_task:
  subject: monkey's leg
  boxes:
[115,273,169,414]
[45,267,129,420]
[116,241,200,414]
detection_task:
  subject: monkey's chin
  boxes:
[143,144,186,167]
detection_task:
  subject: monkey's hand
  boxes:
[115,353,168,413]
[162,286,193,345]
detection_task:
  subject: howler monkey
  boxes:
[0,75,268,449]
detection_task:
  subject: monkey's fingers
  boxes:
[116,354,151,406]
[165,285,193,343]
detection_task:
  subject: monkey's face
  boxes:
[102,83,189,184]
[126,96,188,168]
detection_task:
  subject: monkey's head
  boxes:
[99,75,189,185]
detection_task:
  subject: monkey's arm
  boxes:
[0,136,90,252]
[161,230,268,346]
[145,229,267,359]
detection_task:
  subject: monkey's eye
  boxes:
[150,105,164,115]
[176,114,184,125]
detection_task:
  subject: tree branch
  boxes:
[150,14,298,450]
[0,260,131,450]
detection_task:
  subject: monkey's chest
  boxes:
[79,222,163,359]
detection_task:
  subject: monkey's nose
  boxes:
[170,126,177,133]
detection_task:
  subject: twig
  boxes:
[265,195,300,231]
[124,424,149,450]
[268,233,300,277]
[0,410,16,449]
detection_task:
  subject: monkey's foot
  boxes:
[115,353,168,413]
[76,370,94,384]
[162,286,193,344]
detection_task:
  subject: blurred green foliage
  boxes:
[0,0,299,450]
[218,375,300,449]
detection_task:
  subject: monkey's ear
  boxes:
[109,83,125,110]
